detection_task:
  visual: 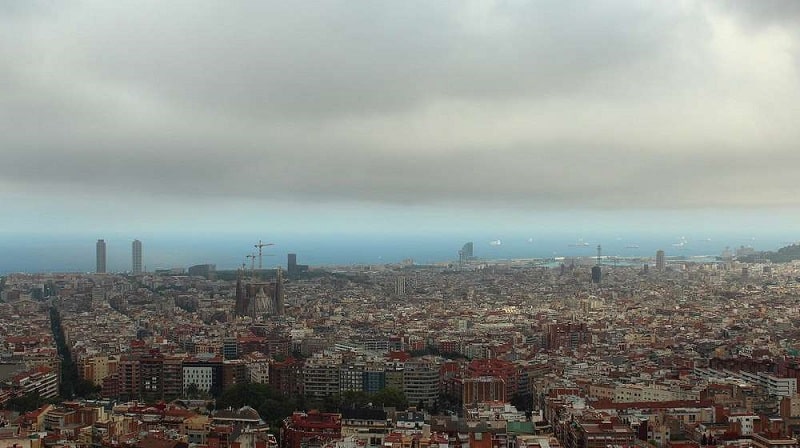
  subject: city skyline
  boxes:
[5,3,800,445]
[2,2,800,241]
[0,232,791,275]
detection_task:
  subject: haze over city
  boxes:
[2,1,800,273]
[9,4,800,448]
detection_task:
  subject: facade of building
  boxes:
[304,353,341,398]
[467,359,518,400]
[96,239,107,274]
[403,360,439,409]
[222,338,238,360]
[739,371,799,397]
[363,366,386,393]
[287,253,308,277]
[544,322,590,351]
[270,358,304,397]
[341,408,389,448]
[117,356,140,401]
[281,411,342,448]
[187,264,216,280]
[78,355,118,386]
[243,352,270,384]
[8,366,59,399]
[183,357,223,396]
[222,359,248,390]
[463,376,507,405]
[132,239,142,275]
[459,242,474,264]
[394,277,407,296]
[564,419,635,448]
[591,266,602,284]
[140,352,165,402]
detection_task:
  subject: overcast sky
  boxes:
[2,1,800,240]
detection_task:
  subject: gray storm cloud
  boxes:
[1,1,799,210]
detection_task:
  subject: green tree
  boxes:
[215,383,300,427]
[8,392,44,413]
[371,387,407,410]
[341,390,371,409]
[50,307,79,399]
[510,393,533,412]
[186,383,200,399]
[74,379,101,399]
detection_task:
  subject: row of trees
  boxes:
[0,308,101,412]
[5,392,46,413]
[49,307,101,401]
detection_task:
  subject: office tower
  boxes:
[403,360,439,409]
[96,239,107,273]
[286,253,308,277]
[591,266,601,284]
[656,250,665,271]
[590,244,602,283]
[463,242,474,258]
[459,242,474,264]
[132,239,142,275]
[188,264,216,280]
[222,337,238,360]
[394,276,407,296]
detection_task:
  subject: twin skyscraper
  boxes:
[95,239,142,274]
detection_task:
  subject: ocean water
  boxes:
[0,232,788,274]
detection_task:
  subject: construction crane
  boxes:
[254,240,275,270]
[246,254,257,275]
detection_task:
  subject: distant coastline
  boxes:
[0,233,792,274]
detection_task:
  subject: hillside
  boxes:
[739,243,800,263]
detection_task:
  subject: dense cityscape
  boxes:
[2,239,800,448]
[4,3,800,448]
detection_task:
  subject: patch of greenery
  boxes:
[50,307,79,399]
[740,243,800,263]
[214,384,409,429]
[7,392,45,413]
[214,383,304,428]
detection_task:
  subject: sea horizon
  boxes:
[0,231,791,275]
